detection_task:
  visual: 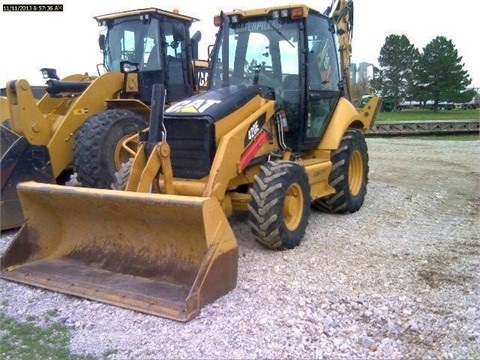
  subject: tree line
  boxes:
[353,34,476,111]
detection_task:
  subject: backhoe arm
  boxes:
[327,0,354,101]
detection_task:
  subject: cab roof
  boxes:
[221,4,321,19]
[94,8,198,23]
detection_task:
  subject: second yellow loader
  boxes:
[1,7,207,230]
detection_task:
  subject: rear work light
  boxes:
[291,7,305,19]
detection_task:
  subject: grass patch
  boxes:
[377,109,479,121]
[414,134,480,141]
[0,312,96,360]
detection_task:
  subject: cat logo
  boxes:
[166,99,221,113]
[178,105,198,113]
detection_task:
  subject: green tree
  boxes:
[372,34,419,110]
[351,77,371,104]
[415,36,472,111]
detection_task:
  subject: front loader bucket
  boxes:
[1,125,54,230]
[0,182,238,322]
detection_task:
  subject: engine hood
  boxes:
[165,85,263,123]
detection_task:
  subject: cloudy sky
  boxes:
[1,0,478,89]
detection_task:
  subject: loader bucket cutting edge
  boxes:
[0,182,238,322]
[1,125,55,230]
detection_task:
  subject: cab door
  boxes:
[302,14,342,149]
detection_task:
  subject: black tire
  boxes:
[2,119,11,129]
[73,109,147,188]
[313,128,368,213]
[248,161,311,250]
[111,158,133,190]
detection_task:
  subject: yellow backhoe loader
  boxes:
[1,1,381,322]
[0,7,207,230]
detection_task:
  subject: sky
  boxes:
[0,0,478,89]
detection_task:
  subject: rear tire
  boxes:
[248,161,311,250]
[312,128,368,213]
[74,109,147,188]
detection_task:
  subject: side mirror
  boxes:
[98,34,106,51]
[173,22,186,42]
[190,31,202,60]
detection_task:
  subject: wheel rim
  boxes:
[284,183,304,231]
[348,149,363,196]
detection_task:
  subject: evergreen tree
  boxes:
[372,34,419,110]
[416,36,472,111]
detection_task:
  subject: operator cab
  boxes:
[95,8,198,104]
[210,6,343,151]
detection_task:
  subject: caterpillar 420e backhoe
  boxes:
[0,7,206,230]
[1,1,381,322]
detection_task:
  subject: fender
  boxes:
[318,95,381,150]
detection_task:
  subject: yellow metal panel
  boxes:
[37,74,93,114]
[223,4,312,18]
[6,79,51,143]
[203,100,276,202]
[0,97,8,122]
[318,97,373,150]
[302,159,335,199]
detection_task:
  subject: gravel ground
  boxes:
[1,136,479,359]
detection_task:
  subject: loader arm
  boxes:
[6,72,125,177]
[126,141,175,194]
[7,80,53,145]
[6,73,93,140]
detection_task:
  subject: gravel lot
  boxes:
[1,136,479,359]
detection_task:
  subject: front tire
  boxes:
[248,161,311,250]
[73,109,147,188]
[111,158,133,190]
[313,128,368,213]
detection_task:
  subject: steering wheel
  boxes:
[247,63,273,74]
[246,64,280,87]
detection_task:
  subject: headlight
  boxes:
[120,61,139,73]
[40,68,59,80]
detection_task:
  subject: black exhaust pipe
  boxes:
[45,79,90,95]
